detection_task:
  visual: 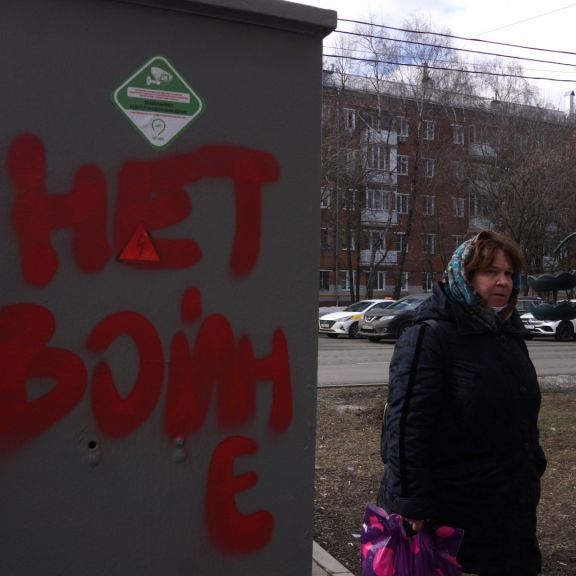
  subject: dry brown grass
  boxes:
[314,386,576,576]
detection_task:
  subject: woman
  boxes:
[378,230,547,575]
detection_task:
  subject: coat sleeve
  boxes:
[379,322,447,520]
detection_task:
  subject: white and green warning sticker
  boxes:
[112,55,205,148]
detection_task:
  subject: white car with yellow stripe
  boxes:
[318,299,395,339]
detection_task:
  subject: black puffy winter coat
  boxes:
[378,284,547,575]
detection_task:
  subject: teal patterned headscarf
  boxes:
[442,232,520,328]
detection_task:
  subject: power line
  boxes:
[336,29,576,70]
[469,2,576,39]
[323,53,575,83]
[337,19,576,58]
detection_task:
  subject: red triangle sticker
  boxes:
[118,224,161,263]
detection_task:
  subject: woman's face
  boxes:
[470,248,514,308]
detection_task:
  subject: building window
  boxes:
[366,185,391,211]
[421,272,433,291]
[401,272,409,292]
[398,116,409,139]
[367,229,386,252]
[360,109,378,130]
[396,193,409,214]
[366,271,386,291]
[341,230,356,251]
[453,124,465,144]
[470,192,489,218]
[423,195,435,216]
[423,158,435,178]
[422,233,435,254]
[397,155,409,176]
[346,149,358,169]
[339,270,354,290]
[339,189,356,211]
[343,108,355,131]
[320,227,332,249]
[453,197,465,218]
[395,232,408,253]
[366,143,388,171]
[320,187,331,209]
[422,120,435,140]
[319,270,330,291]
[452,234,464,249]
[452,161,464,181]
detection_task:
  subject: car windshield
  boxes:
[343,301,377,312]
[387,296,427,311]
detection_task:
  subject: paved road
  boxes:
[317,335,576,388]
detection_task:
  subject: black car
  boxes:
[358,293,432,341]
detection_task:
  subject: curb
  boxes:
[312,541,355,576]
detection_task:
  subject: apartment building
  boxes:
[319,72,576,305]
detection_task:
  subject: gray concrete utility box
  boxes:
[0,1,336,574]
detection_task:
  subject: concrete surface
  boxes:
[312,541,355,576]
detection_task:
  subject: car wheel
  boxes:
[555,321,574,342]
[348,322,359,339]
[368,337,380,343]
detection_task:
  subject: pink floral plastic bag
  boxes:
[360,504,464,576]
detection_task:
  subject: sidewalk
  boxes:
[312,541,355,576]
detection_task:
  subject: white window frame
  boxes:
[395,232,408,253]
[398,116,409,139]
[341,230,356,251]
[423,158,435,178]
[396,193,409,214]
[422,233,435,254]
[422,272,433,292]
[423,195,435,216]
[401,272,409,292]
[343,108,355,131]
[339,270,355,290]
[397,155,409,176]
[452,197,465,218]
[367,229,386,252]
[422,120,435,140]
[366,143,388,171]
[452,161,463,181]
[320,227,331,249]
[366,185,391,211]
[453,124,465,145]
[320,187,331,209]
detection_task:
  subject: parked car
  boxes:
[520,299,576,341]
[358,293,432,341]
[520,313,576,341]
[318,299,396,339]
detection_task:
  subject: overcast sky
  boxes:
[288,0,576,110]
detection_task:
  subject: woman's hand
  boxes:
[403,517,426,533]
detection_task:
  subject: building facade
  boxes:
[319,72,576,305]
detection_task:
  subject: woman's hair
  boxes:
[464,230,524,281]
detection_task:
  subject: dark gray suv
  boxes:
[358,293,432,341]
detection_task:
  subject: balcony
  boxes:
[468,143,496,158]
[361,209,398,225]
[360,249,398,265]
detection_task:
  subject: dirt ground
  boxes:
[314,386,576,576]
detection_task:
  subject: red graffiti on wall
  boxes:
[1,134,291,555]
[7,133,280,285]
